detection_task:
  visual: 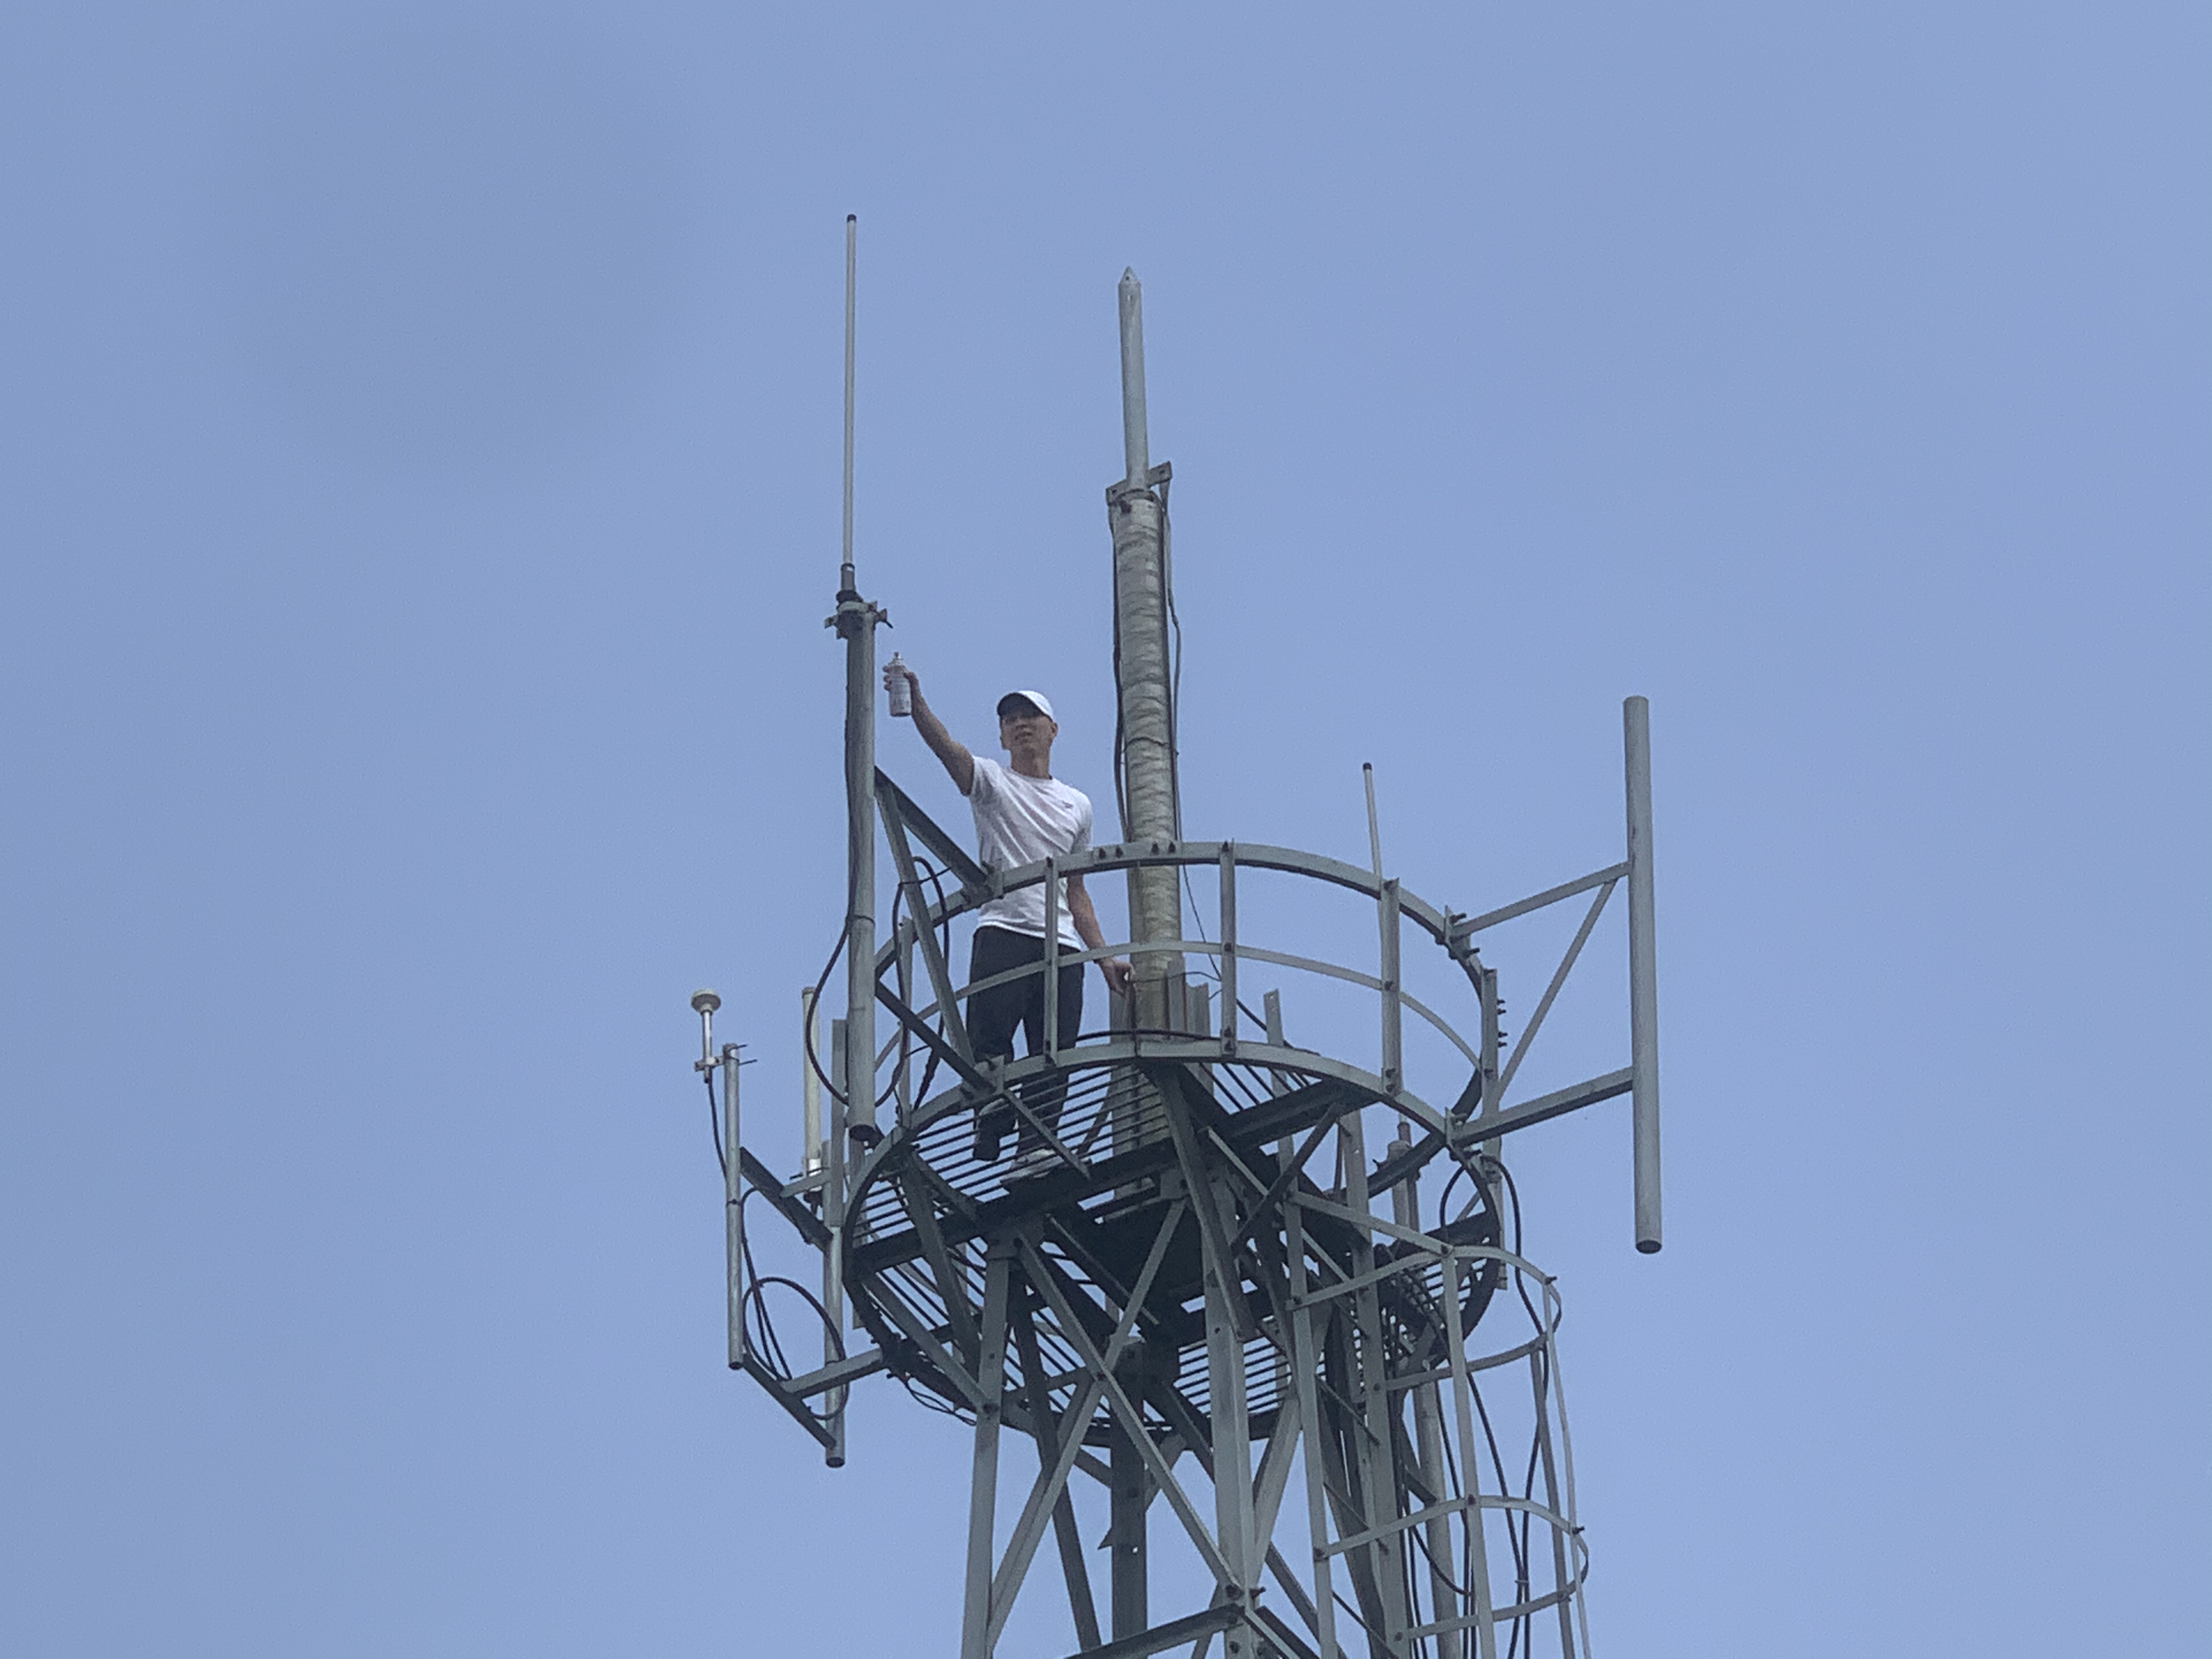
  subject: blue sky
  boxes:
[2,4,2205,1655]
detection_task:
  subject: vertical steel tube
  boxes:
[1284,1195,1338,1659]
[1363,761,1383,879]
[1527,1344,1579,1659]
[800,987,822,1176]
[1380,881,1403,1097]
[724,1043,744,1370]
[1109,1414,1149,1639]
[1440,1249,1500,1659]
[1199,1169,1256,1629]
[1479,962,1502,1162]
[826,1012,849,1458]
[1218,844,1238,1056]
[1043,856,1060,1057]
[1623,696,1662,1254]
[1340,1109,1412,1646]
[842,610,878,1142]
[1389,1142,1456,1640]
[961,1243,1013,1659]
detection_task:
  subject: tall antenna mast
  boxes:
[824,216,883,1470]
[1109,269,1180,1034]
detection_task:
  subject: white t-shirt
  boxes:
[968,756,1093,946]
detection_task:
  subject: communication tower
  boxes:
[690,223,1664,1659]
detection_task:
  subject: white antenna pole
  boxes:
[1118,269,1149,488]
[825,213,878,1467]
[841,213,857,591]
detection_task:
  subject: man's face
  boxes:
[998,703,1056,758]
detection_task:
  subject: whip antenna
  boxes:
[840,213,857,593]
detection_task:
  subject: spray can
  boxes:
[885,652,912,717]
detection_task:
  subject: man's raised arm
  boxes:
[884,661,975,795]
[1065,874,1133,998]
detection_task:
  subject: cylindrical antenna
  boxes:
[1363,763,1384,879]
[1118,268,1149,487]
[841,213,857,592]
[800,985,823,1176]
[1624,695,1662,1253]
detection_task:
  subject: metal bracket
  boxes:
[1104,459,1172,506]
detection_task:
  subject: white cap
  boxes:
[996,689,1054,720]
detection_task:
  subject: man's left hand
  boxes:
[1099,957,1133,998]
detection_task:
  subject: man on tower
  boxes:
[884,661,1131,1179]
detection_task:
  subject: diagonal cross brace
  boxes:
[874,768,990,894]
[981,1207,1189,1645]
[1020,1237,1235,1588]
[877,780,974,1064]
[1154,1066,1260,1347]
[1010,1296,1103,1652]
[876,980,1092,1176]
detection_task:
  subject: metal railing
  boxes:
[869,831,1488,1135]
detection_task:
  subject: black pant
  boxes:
[968,925,1084,1156]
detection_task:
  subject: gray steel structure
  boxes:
[693,256,1662,1659]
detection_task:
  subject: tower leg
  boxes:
[1109,1420,1149,1639]
[961,1243,1013,1659]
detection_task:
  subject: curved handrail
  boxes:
[873,838,1468,977]
[891,934,1482,1074]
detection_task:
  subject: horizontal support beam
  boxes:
[1469,1067,1634,1142]
[785,1347,888,1400]
[1060,1602,1245,1659]
[1451,862,1629,940]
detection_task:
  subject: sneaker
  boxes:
[999,1148,1063,1187]
[972,1104,1011,1164]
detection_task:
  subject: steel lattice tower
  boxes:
[691,242,1662,1659]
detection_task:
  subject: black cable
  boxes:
[735,1189,849,1423]
[1497,1163,1543,1333]
[804,927,848,1105]
[737,1203,790,1379]
[899,1373,964,1418]
[1486,1160,1545,1647]
[1110,518,1132,839]
[703,1068,727,1180]
[1160,472,1184,837]
[1437,1161,1466,1233]
[906,860,955,1105]
[877,868,912,1111]
[1158,476,1206,941]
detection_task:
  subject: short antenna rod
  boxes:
[1363,762,1384,879]
[1118,268,1149,487]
